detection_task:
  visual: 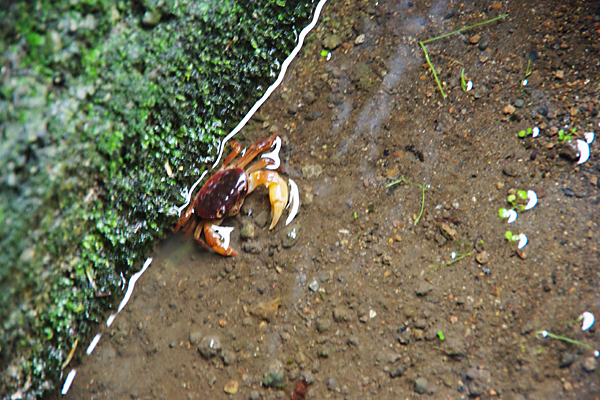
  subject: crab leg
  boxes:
[230,134,279,169]
[220,140,242,169]
[174,203,195,233]
[248,170,289,230]
[201,220,239,256]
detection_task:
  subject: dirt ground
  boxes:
[57,0,600,399]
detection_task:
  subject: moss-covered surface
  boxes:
[0,0,316,397]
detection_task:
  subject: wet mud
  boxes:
[58,0,599,399]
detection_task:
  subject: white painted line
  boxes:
[107,258,153,327]
[212,0,329,168]
[86,334,102,355]
[61,369,77,395]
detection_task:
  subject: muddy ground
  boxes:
[57,0,600,399]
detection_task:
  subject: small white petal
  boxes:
[577,139,590,164]
[466,81,473,91]
[522,79,528,86]
[581,311,595,331]
[524,190,538,210]
[451,252,456,259]
[517,233,528,249]
[286,178,300,225]
[541,330,548,337]
[507,209,518,224]
[594,350,599,358]
[261,136,282,170]
[532,127,539,138]
[584,131,595,144]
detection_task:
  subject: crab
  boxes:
[174,134,288,256]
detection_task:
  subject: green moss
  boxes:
[0,0,317,397]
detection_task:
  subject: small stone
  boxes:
[503,104,516,114]
[282,224,301,248]
[198,335,222,359]
[560,352,575,368]
[390,365,406,378]
[189,331,202,345]
[443,337,466,357]
[527,70,543,87]
[288,103,298,115]
[415,377,428,394]
[308,280,319,291]
[478,38,489,50]
[224,380,239,394]
[514,99,525,108]
[240,222,257,239]
[242,240,263,254]
[582,357,597,372]
[475,251,490,265]
[207,372,217,388]
[221,350,237,366]
[440,223,457,240]
[563,381,572,391]
[415,281,434,296]
[316,318,332,333]
[559,142,579,162]
[302,164,323,179]
[304,91,317,105]
[323,34,342,50]
[332,307,350,322]
[354,34,365,45]
[327,377,337,391]
[555,70,565,80]
[502,164,519,177]
[263,360,285,387]
[398,329,411,345]
[469,34,481,44]
[249,391,260,400]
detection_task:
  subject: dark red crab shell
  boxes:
[194,168,248,219]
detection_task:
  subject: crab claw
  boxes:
[248,170,289,230]
[203,222,238,256]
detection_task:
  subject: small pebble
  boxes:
[582,357,597,372]
[224,380,238,394]
[469,34,481,44]
[415,377,428,394]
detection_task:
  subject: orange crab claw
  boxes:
[202,222,239,256]
[248,170,289,230]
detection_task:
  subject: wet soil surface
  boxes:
[60,1,600,399]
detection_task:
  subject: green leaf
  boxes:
[517,190,528,200]
[518,130,526,137]
[507,194,516,204]
[437,331,445,341]
[498,208,510,218]
[505,231,513,241]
